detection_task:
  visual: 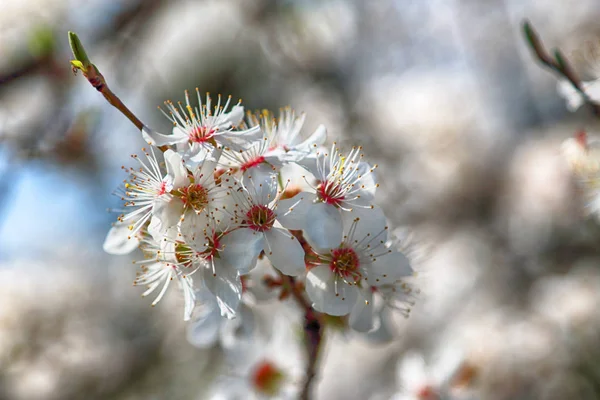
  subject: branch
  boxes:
[279,272,323,400]
[68,32,144,131]
[522,20,600,116]
[300,306,323,400]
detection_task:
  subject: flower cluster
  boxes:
[104,89,413,335]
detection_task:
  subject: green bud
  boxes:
[68,31,91,70]
[522,21,536,50]
[554,50,568,72]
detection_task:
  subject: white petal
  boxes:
[220,228,264,273]
[584,79,600,103]
[180,212,211,251]
[103,223,139,255]
[225,104,244,126]
[297,152,322,178]
[276,192,316,230]
[164,149,188,189]
[557,80,586,111]
[341,206,388,244]
[305,265,358,316]
[296,124,327,150]
[220,304,256,349]
[193,149,221,183]
[204,261,242,319]
[221,124,263,148]
[264,228,306,276]
[366,308,394,343]
[399,352,428,390]
[141,125,187,146]
[187,290,221,348]
[152,198,183,232]
[355,161,377,199]
[304,203,343,250]
[243,257,279,302]
[242,163,277,203]
[147,215,163,241]
[369,251,413,286]
[349,289,374,332]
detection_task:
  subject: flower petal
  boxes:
[341,205,388,244]
[276,192,316,230]
[264,228,306,276]
[296,124,327,151]
[225,104,244,126]
[103,223,139,255]
[164,149,188,189]
[152,198,183,233]
[242,163,278,204]
[585,79,600,103]
[141,125,187,147]
[304,203,343,250]
[192,147,221,182]
[180,212,214,253]
[349,288,374,332]
[305,265,358,316]
[220,228,264,273]
[355,161,377,200]
[220,304,256,349]
[204,260,242,319]
[187,289,221,348]
[369,250,413,286]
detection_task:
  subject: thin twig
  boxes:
[522,20,600,116]
[68,32,145,131]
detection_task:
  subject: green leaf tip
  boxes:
[68,31,91,70]
[522,20,539,52]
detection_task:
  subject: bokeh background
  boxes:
[2,0,600,399]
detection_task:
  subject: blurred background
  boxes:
[2,0,600,399]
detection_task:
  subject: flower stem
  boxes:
[68,32,145,131]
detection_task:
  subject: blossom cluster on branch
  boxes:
[103,90,414,335]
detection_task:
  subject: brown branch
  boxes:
[279,271,323,400]
[68,32,145,132]
[74,63,144,131]
[522,20,600,116]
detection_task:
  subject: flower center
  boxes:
[246,205,275,232]
[179,184,209,213]
[240,155,266,172]
[317,180,345,206]
[251,360,285,396]
[329,247,360,281]
[416,385,438,400]
[188,126,215,143]
[203,231,222,261]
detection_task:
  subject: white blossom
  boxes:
[210,310,305,399]
[133,228,196,321]
[304,206,412,317]
[277,144,378,249]
[142,90,261,163]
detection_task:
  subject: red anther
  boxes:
[240,155,265,172]
[317,180,345,206]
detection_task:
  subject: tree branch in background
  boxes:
[522,20,600,116]
[68,32,144,131]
